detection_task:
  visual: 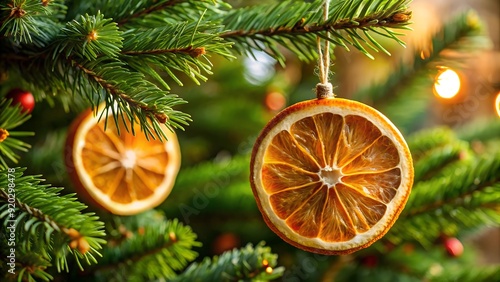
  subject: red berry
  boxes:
[6,88,35,114]
[360,255,378,268]
[444,237,463,257]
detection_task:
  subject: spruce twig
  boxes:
[0,99,33,170]
[388,156,500,245]
[84,213,199,281]
[0,168,106,274]
[221,0,411,63]
[116,0,187,26]
[171,242,284,282]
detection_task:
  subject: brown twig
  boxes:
[220,11,411,39]
[122,46,206,58]
[72,60,168,124]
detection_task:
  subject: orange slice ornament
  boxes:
[65,104,181,215]
[250,97,413,255]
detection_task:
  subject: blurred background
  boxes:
[13,0,498,280]
[167,0,500,271]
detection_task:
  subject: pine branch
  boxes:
[457,118,500,143]
[354,10,486,103]
[120,20,234,89]
[408,127,457,161]
[352,11,490,132]
[429,266,500,282]
[348,242,499,281]
[0,0,50,44]
[0,168,106,276]
[172,242,284,282]
[1,6,237,138]
[0,99,33,170]
[116,0,188,26]
[220,0,411,64]
[52,12,123,61]
[413,140,470,182]
[66,0,227,27]
[387,155,500,245]
[84,212,199,282]
[0,247,53,282]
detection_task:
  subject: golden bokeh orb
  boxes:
[434,69,461,99]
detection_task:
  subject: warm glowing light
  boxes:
[262,259,269,267]
[495,92,500,118]
[434,69,461,99]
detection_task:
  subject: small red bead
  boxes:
[444,237,464,257]
[6,88,35,114]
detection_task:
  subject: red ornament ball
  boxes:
[6,88,35,114]
[444,237,463,257]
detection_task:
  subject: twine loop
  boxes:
[315,0,334,99]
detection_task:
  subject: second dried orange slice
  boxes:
[250,98,413,254]
[65,105,181,215]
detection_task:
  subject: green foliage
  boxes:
[0,249,53,282]
[171,242,284,282]
[53,11,123,60]
[121,20,234,89]
[161,154,256,222]
[1,0,498,281]
[353,11,491,133]
[0,168,106,278]
[0,99,33,170]
[408,127,456,160]
[338,241,500,282]
[1,0,411,139]
[221,0,412,64]
[412,140,470,182]
[429,266,500,282]
[66,0,229,25]
[85,211,200,282]
[0,0,50,44]
[387,127,500,246]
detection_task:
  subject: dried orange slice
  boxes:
[250,98,413,254]
[65,105,181,215]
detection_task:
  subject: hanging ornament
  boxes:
[249,1,414,255]
[5,88,35,114]
[64,103,181,215]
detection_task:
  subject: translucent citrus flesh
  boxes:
[82,120,170,202]
[72,110,180,215]
[255,102,410,249]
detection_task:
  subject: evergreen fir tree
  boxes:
[1,0,499,281]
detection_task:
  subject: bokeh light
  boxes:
[495,92,500,118]
[434,69,461,99]
[244,51,276,85]
[265,91,286,111]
